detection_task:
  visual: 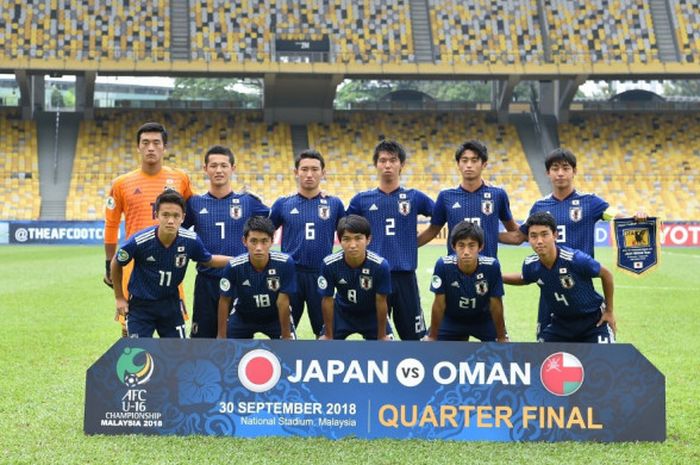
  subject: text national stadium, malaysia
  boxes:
[85,339,665,442]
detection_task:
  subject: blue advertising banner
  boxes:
[0,221,124,245]
[85,340,665,442]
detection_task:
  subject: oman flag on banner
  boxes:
[540,352,585,396]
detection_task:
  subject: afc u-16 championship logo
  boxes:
[116,347,155,387]
[540,352,584,396]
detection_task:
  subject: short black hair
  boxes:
[337,214,371,238]
[205,145,234,165]
[525,211,557,234]
[243,216,275,239]
[373,139,406,165]
[455,140,488,163]
[450,221,484,249]
[295,149,325,169]
[136,122,168,146]
[154,190,186,214]
[545,147,577,171]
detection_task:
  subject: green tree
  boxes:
[662,80,700,97]
[334,79,491,107]
[171,78,262,104]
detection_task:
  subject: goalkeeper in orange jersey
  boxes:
[103,122,193,336]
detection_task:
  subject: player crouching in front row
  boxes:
[217,216,297,340]
[317,215,394,341]
[112,191,231,338]
[504,212,616,343]
[424,221,509,342]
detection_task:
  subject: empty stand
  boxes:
[674,0,700,63]
[0,111,40,220]
[66,110,294,220]
[558,113,700,221]
[0,0,170,61]
[428,0,545,64]
[544,0,660,64]
[189,0,414,63]
[308,112,540,219]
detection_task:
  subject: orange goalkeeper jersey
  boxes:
[104,166,193,244]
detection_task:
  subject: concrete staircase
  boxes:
[290,125,310,157]
[408,0,435,63]
[170,0,191,60]
[649,0,680,62]
[36,111,81,220]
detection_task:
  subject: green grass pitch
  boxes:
[1,245,698,464]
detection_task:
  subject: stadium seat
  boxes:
[558,113,700,220]
[0,111,40,220]
[428,0,545,65]
[66,110,294,220]
[0,0,170,61]
[543,0,660,64]
[189,0,413,64]
[675,0,700,63]
[308,112,539,219]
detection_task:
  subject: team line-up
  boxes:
[104,122,646,344]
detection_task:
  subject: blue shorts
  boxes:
[434,313,496,342]
[290,268,324,337]
[388,271,426,340]
[324,309,394,340]
[190,273,228,338]
[126,296,186,338]
[536,295,553,341]
[226,312,297,339]
[540,308,615,343]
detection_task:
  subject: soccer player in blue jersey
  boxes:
[504,212,616,343]
[317,215,393,341]
[425,221,508,342]
[347,140,433,340]
[418,139,519,259]
[499,147,642,339]
[217,216,297,340]
[184,145,270,338]
[111,191,230,338]
[270,149,344,337]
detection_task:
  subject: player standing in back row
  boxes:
[104,122,193,336]
[270,149,344,337]
[184,145,270,338]
[347,140,434,340]
[418,139,519,258]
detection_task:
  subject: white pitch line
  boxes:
[661,251,700,259]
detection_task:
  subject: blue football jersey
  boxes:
[318,250,392,316]
[431,184,513,258]
[521,191,609,257]
[270,193,345,271]
[521,246,604,316]
[185,191,269,278]
[347,187,433,271]
[430,255,504,321]
[116,226,212,301]
[219,251,297,323]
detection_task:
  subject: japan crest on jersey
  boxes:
[318,204,330,220]
[230,203,242,220]
[559,274,575,289]
[569,206,583,222]
[475,279,489,296]
[175,253,188,268]
[481,199,494,215]
[360,275,373,290]
[267,276,280,291]
[398,200,411,216]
